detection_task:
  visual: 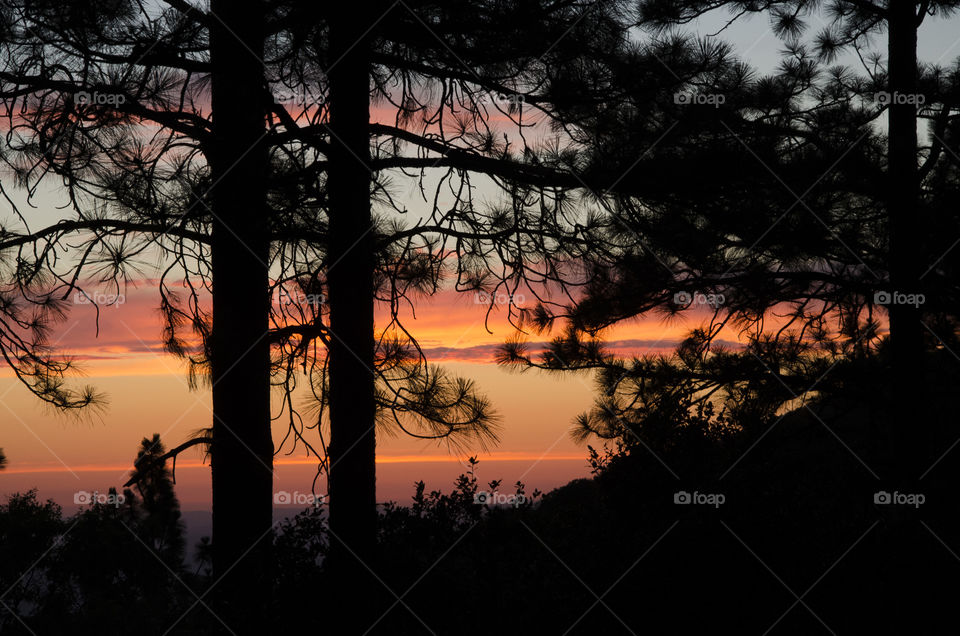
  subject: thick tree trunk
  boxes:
[208,0,273,631]
[325,8,379,633]
[887,0,924,477]
[881,4,926,632]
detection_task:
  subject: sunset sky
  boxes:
[2,9,958,520]
[0,275,703,511]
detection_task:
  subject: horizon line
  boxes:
[1,453,588,475]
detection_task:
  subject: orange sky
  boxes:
[0,96,724,510]
[1,6,948,529]
[0,277,719,509]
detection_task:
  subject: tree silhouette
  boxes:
[126,434,186,565]
[322,10,379,614]
[1,2,960,632]
[0,0,630,628]
[633,0,960,481]
[0,435,196,633]
[500,2,960,476]
[0,0,492,625]
[0,491,65,633]
[260,2,642,624]
[492,7,960,630]
[202,1,274,625]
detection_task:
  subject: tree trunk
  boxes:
[208,0,273,631]
[325,8,379,632]
[887,0,924,477]
[882,4,926,632]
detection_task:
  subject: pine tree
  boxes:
[128,434,186,566]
